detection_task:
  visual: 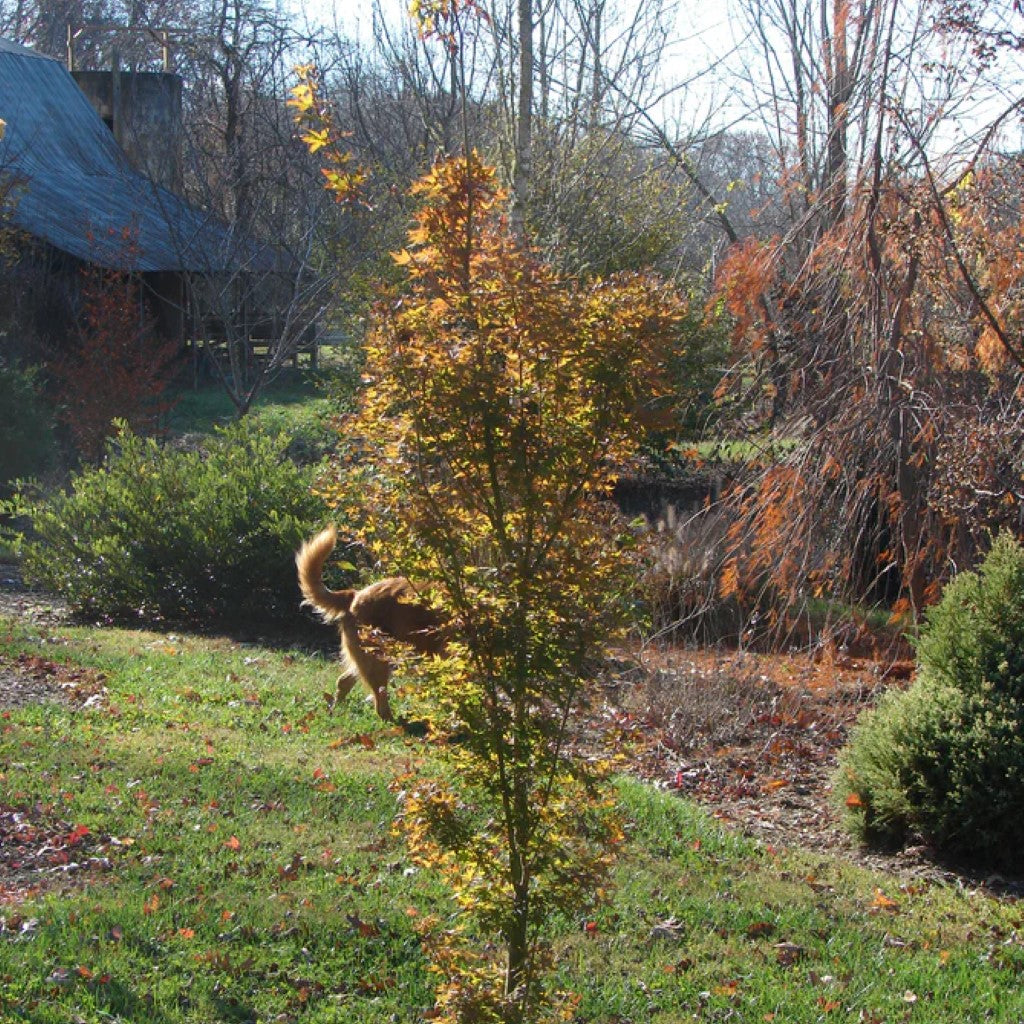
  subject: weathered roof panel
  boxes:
[0,38,273,272]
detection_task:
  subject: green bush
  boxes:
[836,533,1024,870]
[11,421,336,628]
[0,360,57,493]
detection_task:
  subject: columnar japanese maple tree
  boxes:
[318,151,685,1020]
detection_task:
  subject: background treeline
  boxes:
[3,0,1024,626]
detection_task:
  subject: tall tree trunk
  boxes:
[823,0,850,227]
[504,876,530,1017]
[511,0,533,237]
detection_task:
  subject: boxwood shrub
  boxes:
[836,533,1024,871]
[13,420,339,629]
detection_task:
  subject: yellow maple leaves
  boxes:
[288,64,367,206]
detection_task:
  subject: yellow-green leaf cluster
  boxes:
[317,152,687,1021]
[289,65,367,206]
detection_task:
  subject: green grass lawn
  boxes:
[1,616,1022,1023]
[167,368,337,437]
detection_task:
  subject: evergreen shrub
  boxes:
[13,421,335,628]
[836,533,1024,870]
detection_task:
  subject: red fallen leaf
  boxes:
[663,957,694,974]
[763,778,788,791]
[817,998,841,1013]
[346,914,381,938]
[224,835,241,851]
[355,973,396,996]
[76,965,93,979]
[845,793,865,808]
[279,853,304,880]
[142,894,160,916]
[66,824,90,845]
[312,768,327,780]
[178,927,195,940]
[583,920,599,934]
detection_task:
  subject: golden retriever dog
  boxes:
[296,526,445,721]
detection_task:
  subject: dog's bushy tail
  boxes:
[296,526,354,622]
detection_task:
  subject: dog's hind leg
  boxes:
[370,684,393,722]
[337,614,395,721]
[335,670,359,708]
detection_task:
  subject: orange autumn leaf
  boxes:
[870,888,899,911]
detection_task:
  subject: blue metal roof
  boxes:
[0,37,272,273]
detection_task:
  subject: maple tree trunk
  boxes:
[504,877,530,1017]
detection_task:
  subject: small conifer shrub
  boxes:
[836,533,1024,871]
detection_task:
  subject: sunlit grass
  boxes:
[1,617,1022,1022]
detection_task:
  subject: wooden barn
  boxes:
[0,36,305,371]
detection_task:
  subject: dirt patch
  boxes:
[0,652,108,712]
[586,646,1024,894]
[0,562,104,711]
[0,567,114,904]
[0,648,114,904]
[0,561,70,630]
[0,807,117,908]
